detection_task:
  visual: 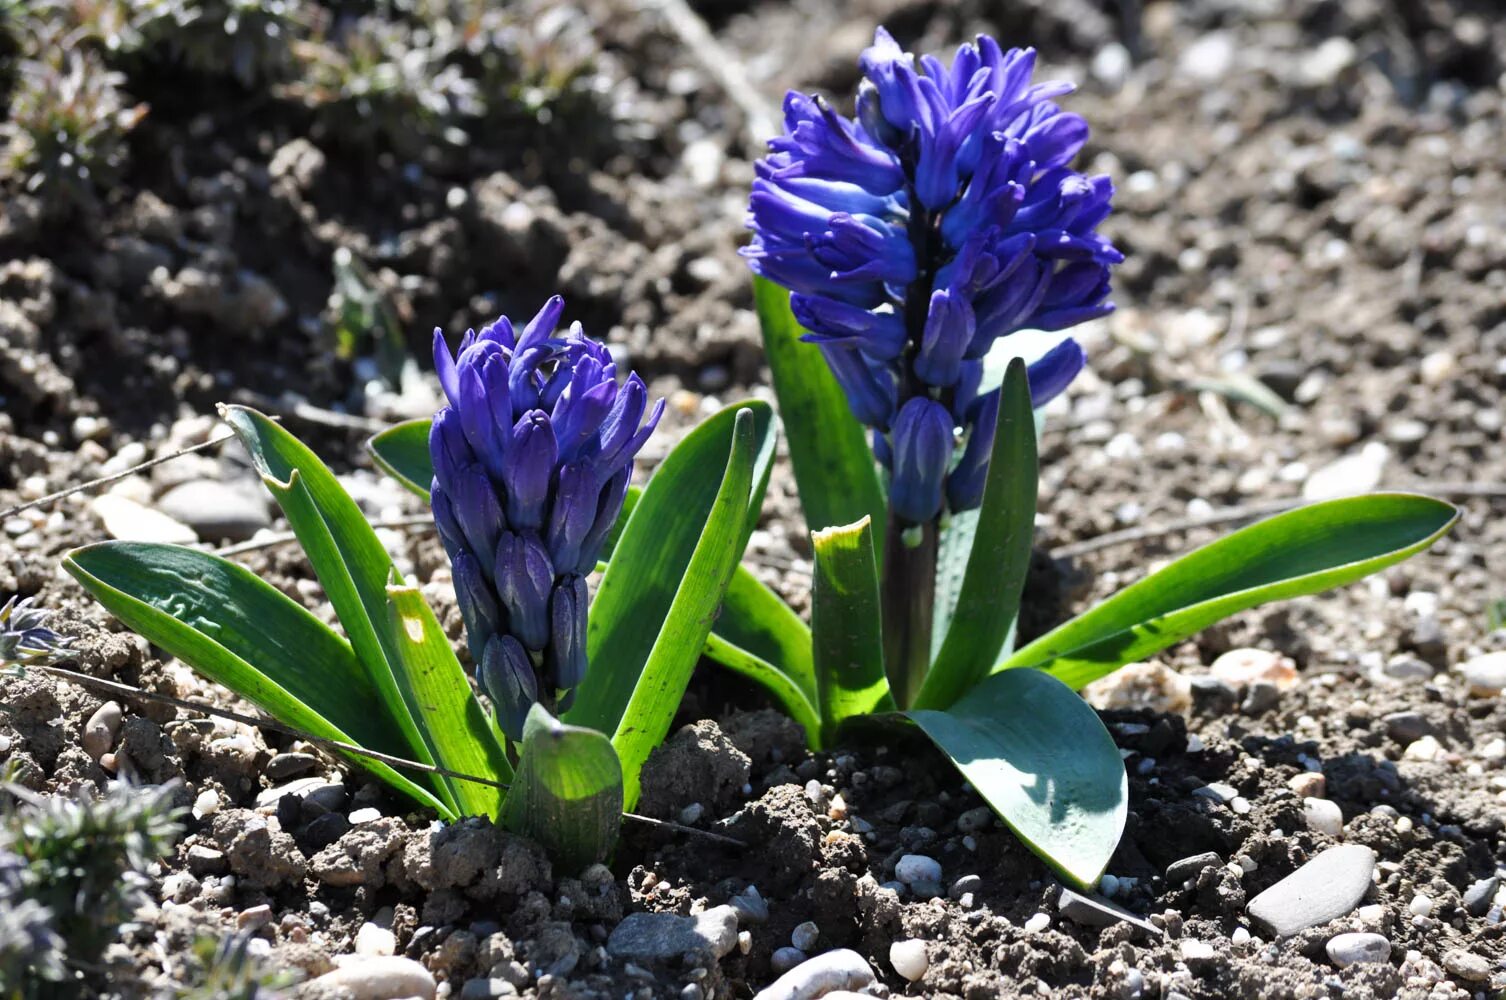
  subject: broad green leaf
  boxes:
[385,581,512,818]
[1002,493,1459,689]
[914,359,1038,711]
[63,542,451,817]
[365,418,642,559]
[930,507,979,662]
[811,517,891,743]
[712,565,816,706]
[703,631,821,745]
[224,405,471,811]
[753,276,886,553]
[578,407,764,807]
[367,418,432,498]
[501,705,623,872]
[909,668,1127,889]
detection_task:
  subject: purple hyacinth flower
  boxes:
[744,26,1122,522]
[890,397,954,524]
[429,297,662,739]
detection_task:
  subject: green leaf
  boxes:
[908,668,1127,889]
[752,276,886,551]
[366,417,642,559]
[914,359,1038,711]
[703,631,821,745]
[930,508,979,662]
[567,403,774,807]
[811,517,892,742]
[1002,493,1459,689]
[63,542,451,817]
[501,705,623,873]
[385,581,512,818]
[367,418,433,499]
[712,565,816,706]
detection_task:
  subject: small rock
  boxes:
[1023,912,1050,933]
[752,949,875,1000]
[895,854,942,885]
[1246,845,1375,937]
[263,752,318,781]
[156,480,270,543]
[1302,443,1389,501]
[1383,711,1430,743]
[1325,932,1390,968]
[1378,655,1435,682]
[1166,852,1222,884]
[1441,949,1489,982]
[92,494,197,544]
[237,904,273,931]
[1083,661,1192,714]
[956,807,994,834]
[606,906,739,964]
[83,701,123,761]
[1457,652,1506,696]
[1179,32,1234,82]
[769,948,806,975]
[889,940,928,982]
[1407,893,1433,918]
[1241,681,1282,716]
[1403,736,1443,762]
[729,886,768,924]
[1056,887,1161,936]
[1303,798,1344,838]
[356,922,396,956]
[1210,649,1299,691]
[303,956,437,1000]
[349,807,382,824]
[186,845,228,876]
[1288,773,1326,798]
[790,922,818,952]
[1179,940,1215,963]
[1463,876,1500,917]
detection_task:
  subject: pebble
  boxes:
[185,845,227,875]
[1407,893,1433,918]
[1179,940,1215,963]
[92,493,197,543]
[1441,949,1489,982]
[770,948,806,975]
[1057,887,1162,936]
[356,922,396,956]
[237,904,273,930]
[752,949,875,1000]
[1325,932,1390,968]
[349,807,382,824]
[1457,652,1506,696]
[1166,852,1222,884]
[1463,876,1500,917]
[1246,845,1375,937]
[1302,442,1389,501]
[606,906,739,964]
[304,957,437,999]
[1402,736,1443,762]
[192,789,221,819]
[949,874,984,900]
[956,806,994,834]
[729,886,768,924]
[1241,681,1282,716]
[790,922,819,952]
[1303,798,1344,838]
[460,979,515,999]
[1195,782,1238,804]
[895,854,942,885]
[1288,772,1326,798]
[155,479,270,542]
[1083,661,1191,714]
[889,939,929,982]
[263,752,318,781]
[1023,912,1050,933]
[1210,648,1299,691]
[83,701,123,761]
[1382,711,1430,744]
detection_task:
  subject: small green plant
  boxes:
[325,246,408,389]
[179,933,295,999]
[0,596,71,666]
[67,300,770,868]
[118,0,309,87]
[0,781,182,997]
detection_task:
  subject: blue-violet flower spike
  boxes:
[430,298,662,740]
[744,27,1121,523]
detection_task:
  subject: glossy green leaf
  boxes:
[367,418,432,498]
[753,276,886,551]
[811,517,891,743]
[385,581,512,818]
[366,417,641,559]
[712,565,816,706]
[909,668,1127,889]
[501,705,623,873]
[703,631,821,745]
[914,359,1038,711]
[568,403,774,807]
[930,508,979,663]
[63,542,451,816]
[604,409,758,807]
[1002,492,1459,689]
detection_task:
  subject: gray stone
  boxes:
[1057,887,1162,937]
[264,752,318,781]
[606,905,738,964]
[1165,852,1222,884]
[1247,845,1375,937]
[1463,876,1500,917]
[1325,932,1390,968]
[1240,681,1281,715]
[156,479,271,542]
[895,854,942,885]
[729,886,768,924]
[1442,949,1490,982]
[1383,711,1430,743]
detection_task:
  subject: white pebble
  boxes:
[1023,912,1050,933]
[1230,797,1252,815]
[895,854,942,885]
[1180,940,1216,962]
[1408,893,1433,918]
[349,807,382,824]
[1231,926,1251,946]
[192,789,221,819]
[305,957,436,999]
[1185,734,1205,752]
[355,922,396,956]
[1303,798,1344,838]
[889,939,929,982]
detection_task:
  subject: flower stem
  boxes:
[881,513,937,710]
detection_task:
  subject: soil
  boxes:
[3,0,1505,998]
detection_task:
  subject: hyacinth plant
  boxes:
[65,298,775,868]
